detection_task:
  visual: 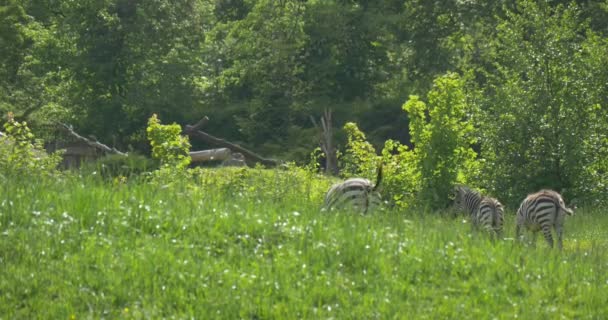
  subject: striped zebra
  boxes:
[452,185,504,237]
[323,165,383,214]
[475,197,504,238]
[516,189,574,249]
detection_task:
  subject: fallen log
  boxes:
[183,118,280,167]
[189,148,232,162]
[221,152,247,167]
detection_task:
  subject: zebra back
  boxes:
[516,189,574,248]
[323,178,382,214]
[517,189,574,222]
[476,196,504,235]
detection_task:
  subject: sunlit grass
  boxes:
[0,168,607,319]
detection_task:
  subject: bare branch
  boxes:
[190,116,210,132]
[183,118,280,167]
[57,123,128,157]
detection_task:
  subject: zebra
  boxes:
[323,165,383,214]
[475,197,504,238]
[452,185,483,217]
[516,189,574,249]
[452,185,504,237]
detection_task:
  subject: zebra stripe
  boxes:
[516,189,574,249]
[452,185,483,217]
[323,165,383,214]
[453,185,504,237]
[474,197,504,237]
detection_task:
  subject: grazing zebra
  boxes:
[452,185,504,237]
[516,189,574,249]
[475,197,504,238]
[452,185,483,217]
[323,165,383,214]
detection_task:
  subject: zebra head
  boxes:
[451,185,468,211]
[451,185,482,216]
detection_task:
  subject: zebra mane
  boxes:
[454,184,477,195]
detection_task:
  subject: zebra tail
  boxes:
[372,161,383,192]
[557,197,574,216]
[492,206,501,231]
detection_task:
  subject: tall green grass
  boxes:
[0,168,607,319]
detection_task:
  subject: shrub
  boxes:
[337,73,480,210]
[341,122,379,180]
[146,114,191,169]
[0,112,62,181]
[402,73,480,209]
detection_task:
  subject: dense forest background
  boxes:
[1,0,608,205]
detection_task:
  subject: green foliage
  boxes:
[379,139,420,209]
[304,147,324,173]
[80,153,158,179]
[403,73,479,209]
[0,112,62,180]
[341,122,421,209]
[146,114,191,169]
[341,122,378,179]
[1,0,608,206]
[340,74,479,210]
[466,0,608,206]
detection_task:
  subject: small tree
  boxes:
[0,112,63,179]
[403,72,479,209]
[146,114,191,169]
[341,122,379,180]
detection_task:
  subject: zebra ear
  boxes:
[448,187,458,201]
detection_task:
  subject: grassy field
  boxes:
[1,167,607,319]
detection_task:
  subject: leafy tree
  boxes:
[403,73,479,209]
[340,73,478,210]
[146,114,191,169]
[0,0,71,130]
[52,0,213,149]
[0,112,62,180]
[469,0,608,205]
[341,122,378,179]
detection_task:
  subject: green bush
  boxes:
[341,122,379,180]
[146,114,191,169]
[402,73,480,209]
[0,112,63,181]
[338,73,480,210]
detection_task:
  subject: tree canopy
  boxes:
[1,0,607,205]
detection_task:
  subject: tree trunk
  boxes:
[189,148,232,162]
[311,109,339,175]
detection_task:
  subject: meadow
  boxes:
[1,167,607,319]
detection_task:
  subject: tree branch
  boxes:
[57,123,128,157]
[183,118,280,167]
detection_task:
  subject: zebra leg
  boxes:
[470,215,477,233]
[494,228,502,241]
[541,226,554,248]
[556,225,563,250]
[515,224,522,243]
[531,231,538,248]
